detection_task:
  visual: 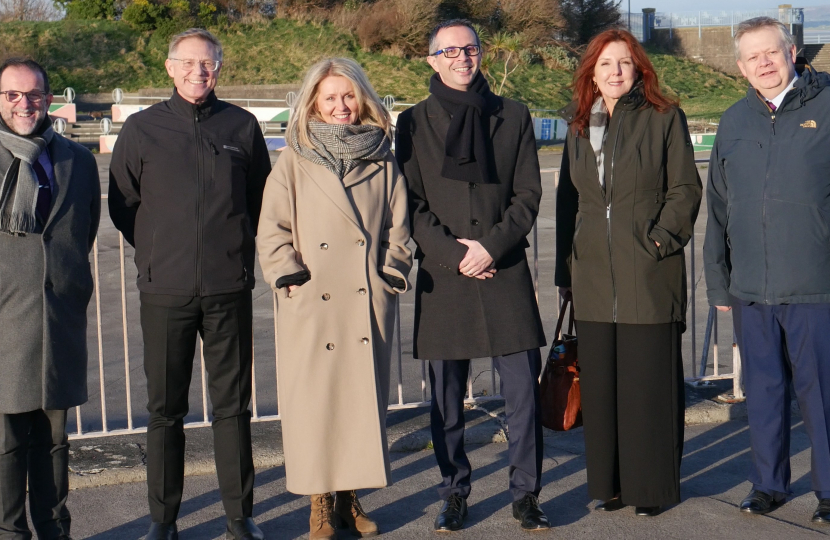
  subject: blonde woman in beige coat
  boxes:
[257,57,411,540]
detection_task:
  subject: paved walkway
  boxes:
[63,416,828,539]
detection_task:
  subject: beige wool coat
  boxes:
[257,147,412,495]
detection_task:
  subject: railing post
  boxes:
[119,234,133,430]
[93,239,107,432]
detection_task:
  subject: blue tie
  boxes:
[32,159,51,222]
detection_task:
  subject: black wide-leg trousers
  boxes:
[140,291,255,525]
[576,321,684,507]
[429,349,543,502]
[0,409,69,540]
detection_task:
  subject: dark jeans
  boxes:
[576,321,685,507]
[429,349,543,502]
[0,409,69,540]
[732,299,830,500]
[140,291,255,524]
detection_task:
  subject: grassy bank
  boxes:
[0,19,747,118]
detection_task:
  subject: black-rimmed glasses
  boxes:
[168,58,222,72]
[0,90,48,103]
[431,45,481,58]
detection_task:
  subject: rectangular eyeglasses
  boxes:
[431,45,481,58]
[169,59,222,72]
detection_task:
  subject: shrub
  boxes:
[64,0,116,19]
[535,44,577,70]
[121,0,165,30]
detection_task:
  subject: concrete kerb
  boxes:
[67,392,756,491]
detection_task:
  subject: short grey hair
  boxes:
[168,28,224,62]
[734,16,795,60]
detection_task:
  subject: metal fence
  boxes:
[69,161,740,440]
[804,32,830,45]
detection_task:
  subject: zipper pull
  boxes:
[209,141,218,155]
[606,205,611,219]
[771,114,775,134]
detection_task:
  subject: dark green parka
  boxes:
[555,88,702,325]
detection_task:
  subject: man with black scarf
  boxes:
[0,58,100,540]
[395,20,548,532]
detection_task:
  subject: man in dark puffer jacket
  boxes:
[704,17,830,524]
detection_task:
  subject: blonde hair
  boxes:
[288,58,392,150]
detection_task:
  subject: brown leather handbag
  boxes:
[540,291,582,431]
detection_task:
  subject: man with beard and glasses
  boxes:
[394,19,548,532]
[0,58,100,540]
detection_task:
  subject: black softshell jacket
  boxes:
[108,89,271,296]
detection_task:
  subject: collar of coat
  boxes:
[168,88,220,121]
[293,150,387,232]
[745,64,829,116]
[425,92,505,140]
[558,80,646,125]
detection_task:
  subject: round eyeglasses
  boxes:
[168,58,222,72]
[0,90,48,104]
[431,45,481,58]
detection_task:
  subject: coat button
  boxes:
[357,239,365,247]
[44,281,53,290]
[469,182,477,189]
[320,243,328,250]
[471,219,479,226]
[361,337,369,344]
[326,343,335,350]
[358,288,367,295]
[322,293,331,301]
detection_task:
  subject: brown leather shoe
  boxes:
[309,493,336,540]
[335,490,379,537]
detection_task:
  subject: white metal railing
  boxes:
[804,33,830,45]
[69,164,740,439]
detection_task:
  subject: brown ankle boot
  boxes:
[309,493,336,540]
[334,490,379,537]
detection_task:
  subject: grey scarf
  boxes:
[588,97,609,189]
[290,120,390,179]
[0,117,54,234]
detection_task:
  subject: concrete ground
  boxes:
[62,413,828,539]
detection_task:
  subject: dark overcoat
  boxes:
[395,95,546,360]
[0,132,101,414]
[555,91,701,325]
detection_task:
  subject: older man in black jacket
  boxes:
[704,17,830,524]
[109,29,270,540]
[395,19,547,533]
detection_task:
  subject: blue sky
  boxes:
[625,1,829,16]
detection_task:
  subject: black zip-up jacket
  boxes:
[108,89,271,296]
[704,67,830,307]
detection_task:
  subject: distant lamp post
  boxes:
[628,0,631,29]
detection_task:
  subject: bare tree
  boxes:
[0,0,61,20]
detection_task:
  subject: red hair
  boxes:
[570,29,677,135]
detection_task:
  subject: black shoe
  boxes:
[226,517,265,540]
[145,522,178,540]
[512,493,550,530]
[434,494,468,532]
[812,498,830,524]
[634,506,661,517]
[595,496,625,512]
[739,489,783,515]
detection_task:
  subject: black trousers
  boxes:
[577,321,684,507]
[0,409,69,540]
[429,349,543,502]
[140,291,255,524]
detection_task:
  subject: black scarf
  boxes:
[429,72,497,184]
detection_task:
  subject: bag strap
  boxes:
[555,291,575,339]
